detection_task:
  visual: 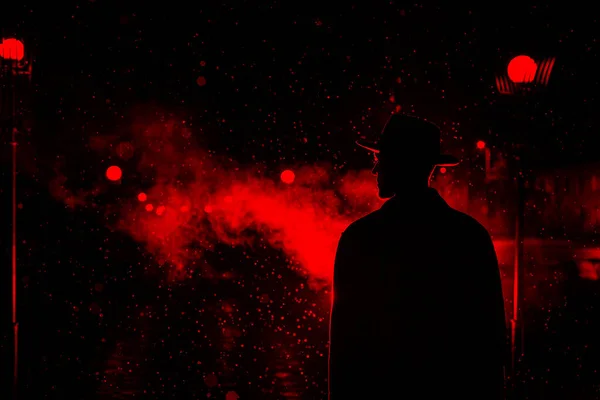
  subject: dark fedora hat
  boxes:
[356,113,460,167]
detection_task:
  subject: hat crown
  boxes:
[355,113,459,167]
[378,114,441,156]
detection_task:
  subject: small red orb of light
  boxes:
[507,55,537,83]
[137,192,147,202]
[476,140,486,150]
[280,169,295,184]
[106,165,122,181]
[439,167,447,174]
[0,38,25,61]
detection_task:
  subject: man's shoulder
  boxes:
[447,207,492,239]
[341,209,383,239]
[340,203,491,240]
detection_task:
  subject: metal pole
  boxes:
[12,124,18,400]
[1,37,29,400]
[511,155,525,397]
[8,57,19,400]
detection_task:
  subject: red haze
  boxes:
[48,111,495,288]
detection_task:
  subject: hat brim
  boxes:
[356,140,460,167]
[355,140,380,153]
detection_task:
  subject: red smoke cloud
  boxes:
[48,111,386,288]
[49,110,498,289]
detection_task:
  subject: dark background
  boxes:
[2,2,600,399]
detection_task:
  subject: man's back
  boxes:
[328,189,507,399]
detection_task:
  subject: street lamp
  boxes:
[492,53,556,398]
[507,55,537,84]
[1,36,32,399]
[495,55,555,95]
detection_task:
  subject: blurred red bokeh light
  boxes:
[280,169,295,184]
[106,165,122,181]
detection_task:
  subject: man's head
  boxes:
[371,152,435,199]
[356,113,459,199]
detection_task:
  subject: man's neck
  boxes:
[395,185,433,197]
[386,186,433,202]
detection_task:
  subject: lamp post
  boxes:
[1,36,31,400]
[494,54,555,399]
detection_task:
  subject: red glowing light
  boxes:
[439,167,447,174]
[145,204,154,212]
[0,38,25,61]
[156,205,166,216]
[137,192,147,202]
[280,169,295,184]
[476,140,486,150]
[507,55,537,83]
[196,76,207,86]
[106,165,122,181]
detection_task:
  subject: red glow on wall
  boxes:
[0,38,25,61]
[106,166,122,181]
[280,169,295,184]
[507,55,537,83]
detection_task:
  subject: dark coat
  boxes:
[328,188,507,399]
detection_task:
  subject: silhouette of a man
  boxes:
[328,114,507,399]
